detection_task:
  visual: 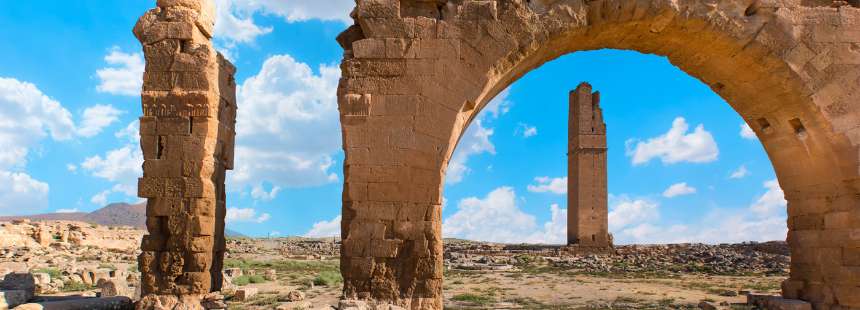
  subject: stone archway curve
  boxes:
[336,1,860,309]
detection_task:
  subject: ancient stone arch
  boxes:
[336,0,860,309]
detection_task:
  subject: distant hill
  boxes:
[0,203,246,236]
[0,202,146,228]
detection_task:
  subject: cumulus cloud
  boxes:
[626,117,718,165]
[0,77,76,169]
[611,181,787,244]
[527,176,567,194]
[443,187,570,244]
[730,165,750,179]
[515,123,537,138]
[80,122,144,205]
[750,179,786,216]
[213,0,273,45]
[213,0,353,47]
[251,184,281,201]
[230,54,341,191]
[0,171,50,215]
[96,48,144,96]
[226,207,271,223]
[740,123,757,140]
[447,120,495,184]
[230,0,353,24]
[662,182,696,198]
[305,215,342,238]
[447,90,512,184]
[608,197,660,232]
[77,104,123,137]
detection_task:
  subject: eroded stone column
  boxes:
[133,0,236,308]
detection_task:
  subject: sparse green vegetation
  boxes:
[98,263,117,271]
[33,268,62,279]
[451,293,494,305]
[62,281,91,292]
[312,270,343,287]
[232,275,267,286]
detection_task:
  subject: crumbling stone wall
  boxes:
[568,83,611,249]
[338,0,860,309]
[133,0,236,308]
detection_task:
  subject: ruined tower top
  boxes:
[570,83,606,137]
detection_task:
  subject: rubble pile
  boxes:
[444,241,789,276]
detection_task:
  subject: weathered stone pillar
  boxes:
[133,0,236,308]
[567,83,611,249]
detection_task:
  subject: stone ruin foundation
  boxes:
[335,0,860,309]
[133,0,236,308]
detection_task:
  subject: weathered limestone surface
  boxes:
[337,0,860,309]
[568,83,611,249]
[133,0,236,308]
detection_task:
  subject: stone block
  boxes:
[234,287,258,301]
[0,290,28,309]
[0,273,35,301]
[766,297,813,310]
[14,296,134,310]
[353,39,387,59]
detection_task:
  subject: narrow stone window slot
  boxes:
[156,136,165,159]
[789,118,807,138]
[756,118,771,132]
[189,117,193,134]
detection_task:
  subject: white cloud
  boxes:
[483,89,511,119]
[442,187,572,244]
[528,204,568,244]
[0,171,50,215]
[66,164,78,172]
[730,165,750,179]
[305,215,341,238]
[226,207,271,223]
[231,0,353,24]
[55,208,80,214]
[0,77,76,169]
[527,176,567,194]
[662,182,697,198]
[250,184,281,201]
[443,187,538,243]
[750,179,786,216]
[81,145,142,186]
[612,181,787,244]
[90,190,110,206]
[230,54,341,190]
[447,89,512,184]
[515,123,537,138]
[213,0,353,47]
[96,48,144,96]
[608,197,660,231]
[77,104,123,137]
[213,0,273,45]
[740,123,757,140]
[115,120,140,143]
[626,117,719,165]
[447,120,495,184]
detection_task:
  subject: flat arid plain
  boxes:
[0,216,788,309]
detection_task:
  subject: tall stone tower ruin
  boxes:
[568,83,611,249]
[133,0,237,308]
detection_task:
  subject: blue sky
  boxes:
[0,1,788,244]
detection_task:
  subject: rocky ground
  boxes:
[0,220,790,309]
